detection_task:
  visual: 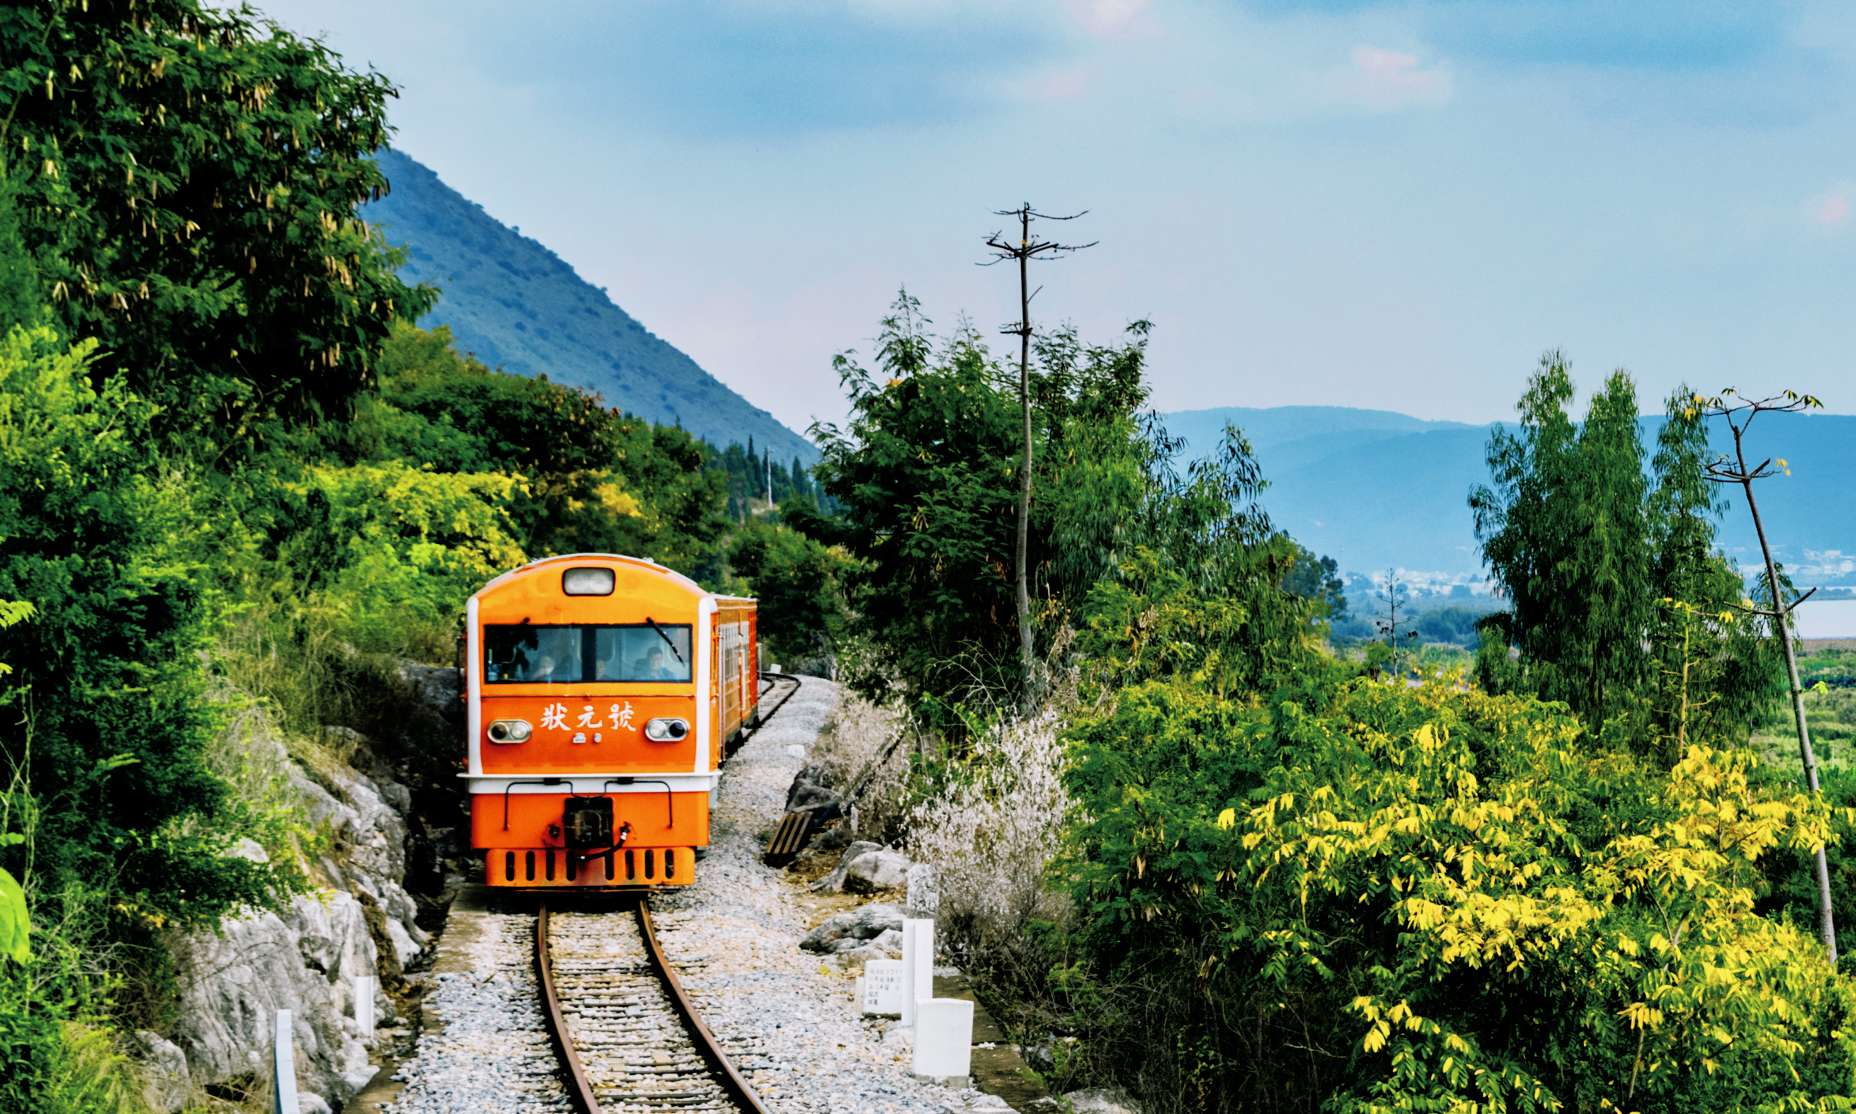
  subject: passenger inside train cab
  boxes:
[639,645,677,681]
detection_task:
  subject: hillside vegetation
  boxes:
[0,5,846,1108]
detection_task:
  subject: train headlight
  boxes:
[561,567,615,596]
[487,718,534,744]
[643,717,689,743]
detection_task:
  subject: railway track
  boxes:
[753,671,803,733]
[538,899,771,1114]
[533,672,800,1113]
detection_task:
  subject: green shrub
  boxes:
[725,519,853,665]
[0,327,281,931]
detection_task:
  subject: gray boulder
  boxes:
[1065,1087,1144,1114]
[128,1030,190,1114]
[844,848,912,894]
[809,840,883,893]
[800,902,905,952]
[172,891,377,1106]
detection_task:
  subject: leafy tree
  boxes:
[0,0,430,426]
[1646,386,1779,757]
[813,294,1022,707]
[813,293,1164,712]
[1471,356,1767,744]
[725,521,853,665]
[1282,546,1347,622]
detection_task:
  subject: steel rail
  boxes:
[534,902,602,1114]
[635,899,772,1113]
[754,671,803,731]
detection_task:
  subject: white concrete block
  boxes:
[910,997,973,1079]
[860,959,904,1015]
[901,919,934,1026]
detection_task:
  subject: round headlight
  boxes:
[488,718,533,744]
[643,717,689,742]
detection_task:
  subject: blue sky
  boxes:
[259,0,1856,434]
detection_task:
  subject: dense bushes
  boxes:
[806,299,1856,1112]
[0,326,287,1111]
[1063,675,1856,1112]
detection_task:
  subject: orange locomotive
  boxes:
[464,554,759,889]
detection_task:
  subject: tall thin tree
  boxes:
[1699,387,1835,963]
[982,204,1095,696]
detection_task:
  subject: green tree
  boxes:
[1282,546,1347,623]
[725,521,853,665]
[813,294,1021,707]
[813,293,1158,712]
[1646,385,1778,757]
[0,0,429,427]
[1472,356,1749,739]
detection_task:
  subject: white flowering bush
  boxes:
[906,704,1075,954]
[805,694,914,842]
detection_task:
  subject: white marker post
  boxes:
[354,975,376,1038]
[272,1010,299,1114]
[900,918,934,1026]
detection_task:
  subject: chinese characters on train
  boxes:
[539,701,636,732]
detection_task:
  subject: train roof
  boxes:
[472,553,703,600]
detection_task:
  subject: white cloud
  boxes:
[1339,44,1455,112]
[1066,0,1151,39]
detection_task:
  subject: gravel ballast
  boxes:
[384,677,1011,1113]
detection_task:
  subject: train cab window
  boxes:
[484,626,581,683]
[483,624,692,684]
[593,626,692,683]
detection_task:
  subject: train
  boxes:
[464,553,760,889]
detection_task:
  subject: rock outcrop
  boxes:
[155,659,464,1110]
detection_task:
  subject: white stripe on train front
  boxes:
[695,595,716,773]
[466,595,482,777]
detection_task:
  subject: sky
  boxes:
[257,0,1856,437]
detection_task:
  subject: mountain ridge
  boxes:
[1165,404,1856,582]
[363,148,816,464]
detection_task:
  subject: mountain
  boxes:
[363,148,816,464]
[1166,405,1856,582]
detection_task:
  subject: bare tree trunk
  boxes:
[1013,205,1035,697]
[1733,425,1837,964]
[982,203,1093,702]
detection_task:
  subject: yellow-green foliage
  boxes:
[1064,677,1856,1113]
[291,461,526,657]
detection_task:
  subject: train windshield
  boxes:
[483,624,693,684]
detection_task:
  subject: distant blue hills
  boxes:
[364,149,817,465]
[1163,404,1856,583]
